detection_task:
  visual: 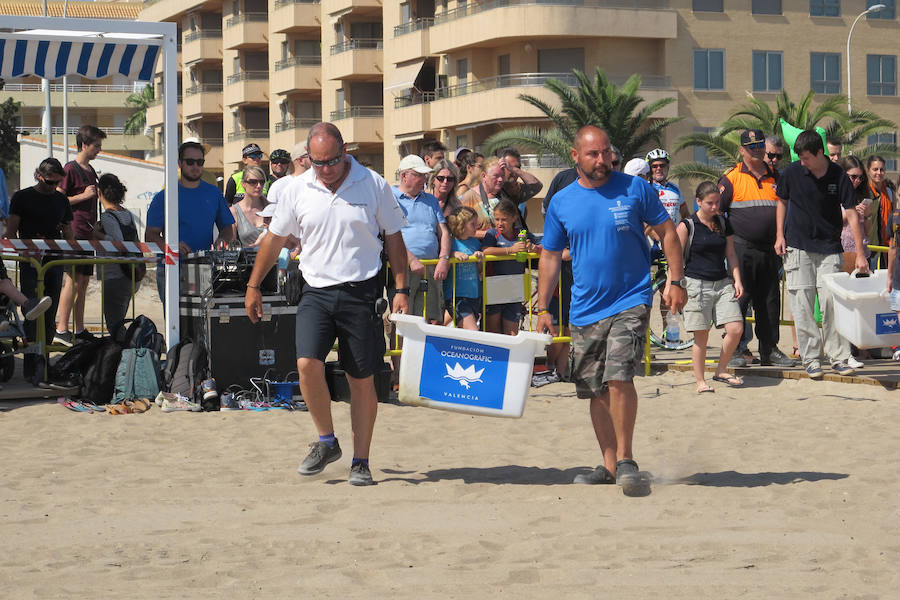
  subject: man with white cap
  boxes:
[392,154,450,321]
[624,158,650,179]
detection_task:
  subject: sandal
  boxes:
[712,374,744,387]
[129,399,151,413]
[107,403,131,415]
[697,383,715,394]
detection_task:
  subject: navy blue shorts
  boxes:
[446,296,481,324]
[295,277,385,379]
[487,302,523,323]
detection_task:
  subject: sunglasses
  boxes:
[245,152,263,160]
[40,177,63,186]
[766,152,783,160]
[271,159,291,165]
[848,173,864,180]
[434,175,456,183]
[182,158,205,166]
[745,142,765,150]
[650,163,668,169]
[244,179,265,186]
[310,153,344,168]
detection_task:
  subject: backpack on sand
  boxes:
[80,339,123,405]
[163,337,211,409]
[114,315,165,356]
[50,337,107,386]
[113,347,161,404]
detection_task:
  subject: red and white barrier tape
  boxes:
[0,239,179,265]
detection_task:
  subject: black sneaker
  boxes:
[297,440,342,475]
[615,459,652,497]
[75,330,97,343]
[349,462,375,486]
[22,296,52,321]
[573,465,615,485]
[53,330,74,347]
[760,348,797,367]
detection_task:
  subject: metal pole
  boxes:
[847,5,887,117]
[63,0,69,162]
[42,0,52,156]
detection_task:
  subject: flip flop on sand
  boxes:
[697,383,715,394]
[712,374,744,387]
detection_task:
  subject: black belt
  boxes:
[733,235,775,251]
[316,274,380,292]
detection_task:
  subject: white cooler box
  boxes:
[822,269,900,349]
[391,314,551,418]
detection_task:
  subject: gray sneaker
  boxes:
[573,465,615,485]
[349,462,375,486]
[806,363,824,380]
[615,459,651,497]
[297,440,342,475]
[831,361,855,376]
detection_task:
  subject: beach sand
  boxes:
[2,366,898,598]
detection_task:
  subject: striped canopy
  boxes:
[0,31,160,81]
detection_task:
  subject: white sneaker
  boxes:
[847,355,864,369]
[160,395,201,413]
[893,348,900,362]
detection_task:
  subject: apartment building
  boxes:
[135,0,900,214]
[1,1,152,158]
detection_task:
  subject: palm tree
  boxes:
[669,130,741,182]
[123,84,155,135]
[481,67,681,165]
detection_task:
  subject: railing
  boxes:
[434,0,669,24]
[393,17,434,37]
[201,137,224,146]
[329,38,383,55]
[274,55,323,70]
[329,106,383,120]
[275,118,320,132]
[148,95,183,106]
[227,129,270,141]
[185,83,224,95]
[2,83,136,93]
[274,0,321,6]
[226,71,269,84]
[394,91,436,108]
[16,126,150,136]
[226,12,269,28]
[183,29,222,42]
[519,153,570,169]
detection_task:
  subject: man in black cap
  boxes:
[225,143,270,206]
[718,129,795,368]
[268,149,292,183]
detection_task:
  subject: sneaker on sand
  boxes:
[220,391,241,411]
[349,462,375,486]
[160,395,201,412]
[74,329,97,343]
[22,296,52,321]
[53,330,74,347]
[573,465,615,485]
[831,361,856,376]
[846,355,864,369]
[200,378,218,401]
[806,363,824,380]
[297,440,342,475]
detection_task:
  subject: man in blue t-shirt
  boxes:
[536,126,686,495]
[145,140,236,301]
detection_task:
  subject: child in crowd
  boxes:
[482,199,540,335]
[443,206,484,330]
[677,181,744,393]
[0,262,52,332]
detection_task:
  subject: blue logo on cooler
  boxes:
[420,335,509,409]
[875,312,900,335]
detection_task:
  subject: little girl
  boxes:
[677,181,744,393]
[443,206,484,330]
[482,199,540,335]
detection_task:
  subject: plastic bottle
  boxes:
[665,312,683,348]
[516,229,529,262]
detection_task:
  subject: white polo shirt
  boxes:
[268,156,408,287]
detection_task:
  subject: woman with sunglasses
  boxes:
[866,155,894,269]
[230,165,270,246]
[428,159,461,217]
[838,156,873,272]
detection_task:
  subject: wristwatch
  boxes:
[439,255,450,261]
[670,278,686,288]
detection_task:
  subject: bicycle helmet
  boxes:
[645,148,670,163]
[269,148,291,163]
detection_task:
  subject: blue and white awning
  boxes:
[0,31,161,81]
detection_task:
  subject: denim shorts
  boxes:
[890,289,900,312]
[486,302,522,323]
[446,296,481,324]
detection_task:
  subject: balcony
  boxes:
[224,13,269,50]
[388,20,431,64]
[390,97,431,138]
[140,0,210,23]
[272,56,322,94]
[20,127,154,152]
[272,0,322,34]
[199,137,225,171]
[224,71,269,106]
[424,72,677,129]
[329,106,382,145]
[183,83,224,119]
[182,30,222,65]
[146,95,183,128]
[430,0,676,54]
[322,0,382,16]
[271,117,319,150]
[327,39,383,81]
[1,82,135,108]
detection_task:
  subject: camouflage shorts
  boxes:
[570,304,650,399]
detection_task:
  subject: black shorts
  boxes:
[67,250,94,277]
[295,276,385,379]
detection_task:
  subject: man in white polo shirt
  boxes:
[245,122,409,486]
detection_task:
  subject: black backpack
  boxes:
[49,337,108,386]
[80,339,124,405]
[163,336,212,409]
[113,315,165,355]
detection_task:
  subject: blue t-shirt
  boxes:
[483,228,539,276]
[542,172,669,326]
[392,188,446,259]
[443,236,482,300]
[146,181,235,253]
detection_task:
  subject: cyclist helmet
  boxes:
[645,148,670,163]
[269,148,291,163]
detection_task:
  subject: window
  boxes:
[498,54,510,76]
[753,51,783,91]
[867,54,896,95]
[868,0,895,19]
[810,0,840,16]
[456,135,468,149]
[752,0,782,14]
[868,133,898,171]
[693,0,723,11]
[811,52,840,93]
[694,49,725,90]
[456,58,468,82]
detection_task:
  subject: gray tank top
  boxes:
[235,203,267,246]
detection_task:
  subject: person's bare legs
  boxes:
[296,357,334,436]
[345,373,378,460]
[691,329,710,390]
[715,321,743,378]
[72,273,90,332]
[0,279,27,306]
[590,380,638,476]
[56,271,75,333]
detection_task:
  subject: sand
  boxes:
[1,366,898,598]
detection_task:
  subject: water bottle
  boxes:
[516,229,528,262]
[665,312,683,348]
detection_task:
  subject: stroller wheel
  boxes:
[0,343,14,382]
